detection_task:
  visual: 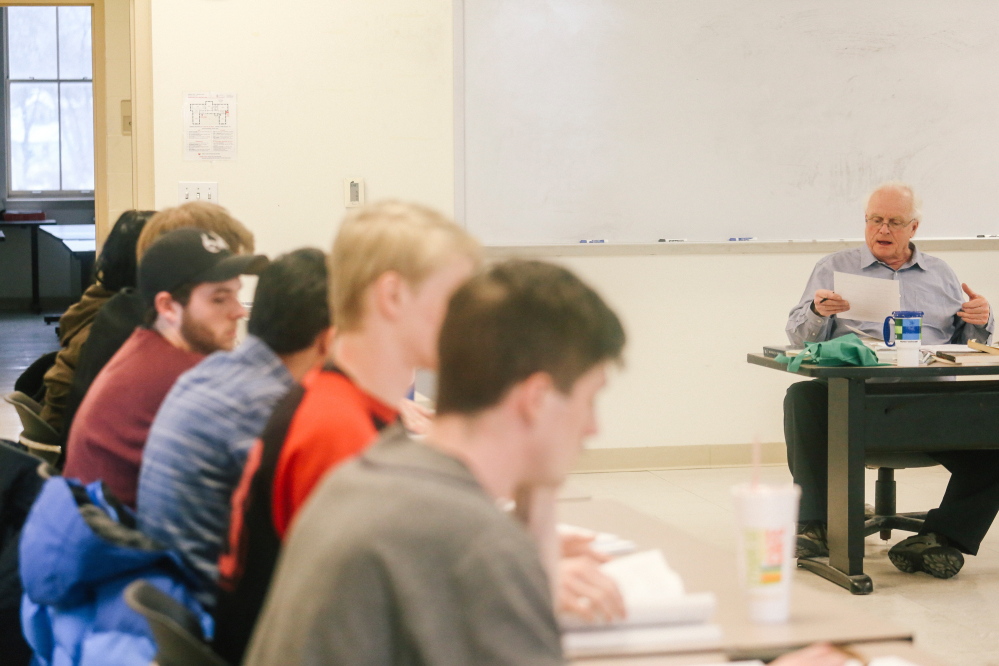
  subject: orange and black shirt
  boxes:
[213,364,398,665]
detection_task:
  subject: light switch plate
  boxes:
[344,177,365,208]
[178,182,219,205]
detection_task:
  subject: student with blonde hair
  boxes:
[212,201,482,664]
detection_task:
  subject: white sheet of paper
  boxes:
[869,658,921,666]
[833,272,900,323]
[921,344,982,353]
[562,622,722,657]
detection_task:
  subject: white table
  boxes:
[559,499,945,664]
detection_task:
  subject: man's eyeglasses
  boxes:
[866,216,914,230]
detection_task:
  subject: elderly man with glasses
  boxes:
[784,182,997,580]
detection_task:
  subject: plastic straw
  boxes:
[751,436,761,489]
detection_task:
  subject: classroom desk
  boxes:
[575,641,946,666]
[559,498,911,662]
[746,353,999,595]
[40,224,97,296]
[0,219,55,312]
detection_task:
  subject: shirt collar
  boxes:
[362,425,486,494]
[231,334,295,381]
[859,242,925,272]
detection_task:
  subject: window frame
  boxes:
[2,5,95,200]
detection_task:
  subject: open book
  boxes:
[561,550,720,657]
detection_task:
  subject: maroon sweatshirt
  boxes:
[63,328,203,507]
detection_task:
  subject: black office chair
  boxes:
[13,352,57,403]
[863,452,935,541]
[123,580,229,666]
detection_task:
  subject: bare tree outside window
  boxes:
[5,6,94,194]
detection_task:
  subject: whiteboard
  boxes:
[456,0,999,245]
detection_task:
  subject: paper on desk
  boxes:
[558,523,637,556]
[922,344,983,353]
[561,550,715,631]
[834,272,900,323]
[843,323,881,341]
[562,622,722,657]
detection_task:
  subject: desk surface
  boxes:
[559,498,911,660]
[575,641,947,666]
[40,224,96,254]
[41,223,95,241]
[0,218,55,227]
[747,352,999,378]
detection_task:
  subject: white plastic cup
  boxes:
[731,483,801,624]
[895,339,921,367]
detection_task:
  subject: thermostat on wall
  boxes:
[344,178,365,208]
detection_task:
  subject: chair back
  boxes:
[124,580,229,666]
[2,392,61,464]
[3,391,42,415]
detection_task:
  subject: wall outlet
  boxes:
[344,177,364,207]
[178,182,219,204]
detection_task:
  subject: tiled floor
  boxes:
[564,465,999,666]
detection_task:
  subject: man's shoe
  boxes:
[796,521,829,558]
[888,533,964,579]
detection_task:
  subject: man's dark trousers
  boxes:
[784,378,999,555]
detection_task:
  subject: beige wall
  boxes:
[149,0,454,253]
[147,0,999,451]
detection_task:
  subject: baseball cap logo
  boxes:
[201,231,230,254]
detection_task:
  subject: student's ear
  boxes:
[315,327,333,357]
[369,271,405,320]
[153,291,183,327]
[513,372,555,427]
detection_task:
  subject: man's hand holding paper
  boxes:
[811,289,849,317]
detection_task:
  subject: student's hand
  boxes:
[812,290,850,317]
[958,283,991,326]
[399,399,434,435]
[557,556,626,624]
[770,643,852,666]
[559,532,610,562]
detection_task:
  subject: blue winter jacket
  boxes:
[19,477,211,666]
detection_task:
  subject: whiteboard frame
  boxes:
[481,237,999,258]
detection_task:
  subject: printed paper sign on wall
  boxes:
[184,92,237,161]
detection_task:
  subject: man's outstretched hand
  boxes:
[958,283,990,327]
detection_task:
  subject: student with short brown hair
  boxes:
[243,260,625,665]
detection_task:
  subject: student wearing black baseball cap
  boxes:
[62,228,268,508]
[137,227,269,354]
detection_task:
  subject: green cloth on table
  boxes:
[778,333,884,372]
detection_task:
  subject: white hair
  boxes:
[866,181,922,221]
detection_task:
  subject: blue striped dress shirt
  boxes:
[137,334,295,605]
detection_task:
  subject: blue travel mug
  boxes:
[882,310,924,347]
